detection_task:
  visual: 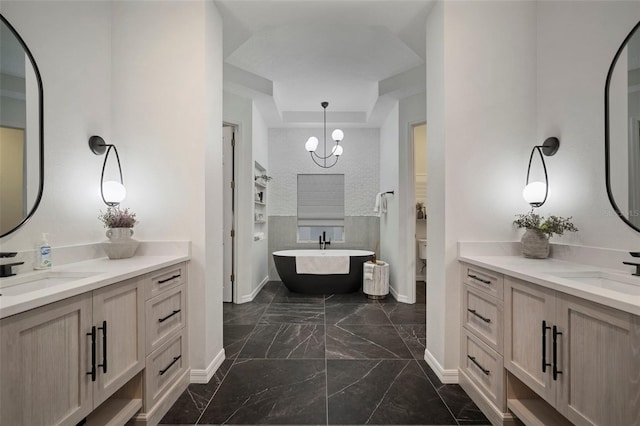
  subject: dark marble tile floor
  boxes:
[160,281,489,426]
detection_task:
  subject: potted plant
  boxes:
[514,210,578,258]
[98,206,139,259]
[416,201,425,219]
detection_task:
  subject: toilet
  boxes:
[417,238,427,260]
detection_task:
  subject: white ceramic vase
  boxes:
[521,229,549,259]
[101,227,139,259]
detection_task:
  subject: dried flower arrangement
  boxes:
[513,210,578,237]
[98,206,137,228]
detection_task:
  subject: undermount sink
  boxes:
[550,271,640,296]
[0,271,98,297]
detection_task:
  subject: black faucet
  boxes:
[0,261,24,278]
[319,231,331,250]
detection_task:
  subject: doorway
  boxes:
[413,123,427,285]
[223,124,237,303]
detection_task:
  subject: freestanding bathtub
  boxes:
[272,249,374,294]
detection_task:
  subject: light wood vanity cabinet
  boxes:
[459,264,511,425]
[0,277,144,426]
[0,293,94,425]
[0,261,189,426]
[505,276,640,426]
[460,261,640,426]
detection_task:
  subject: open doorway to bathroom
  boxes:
[223,124,237,303]
[413,123,427,292]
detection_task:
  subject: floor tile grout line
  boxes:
[380,291,460,425]
[324,292,329,426]
[195,287,279,425]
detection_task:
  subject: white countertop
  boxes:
[0,254,189,319]
[459,255,640,316]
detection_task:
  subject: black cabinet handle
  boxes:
[552,325,563,380]
[86,326,96,382]
[468,274,491,285]
[467,355,490,375]
[542,320,551,373]
[158,274,181,284]
[98,321,107,374]
[159,355,181,376]
[467,308,491,323]
[158,309,181,323]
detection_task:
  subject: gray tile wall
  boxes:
[268,216,380,280]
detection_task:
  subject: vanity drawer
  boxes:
[462,285,503,353]
[145,331,188,411]
[461,263,503,299]
[146,263,187,300]
[461,329,505,410]
[146,285,186,354]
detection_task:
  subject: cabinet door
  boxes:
[504,277,556,405]
[92,277,144,406]
[555,294,640,426]
[0,293,93,426]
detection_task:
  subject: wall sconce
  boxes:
[523,137,560,208]
[89,135,126,206]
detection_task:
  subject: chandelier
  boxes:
[304,101,344,168]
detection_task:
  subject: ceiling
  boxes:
[215,0,434,127]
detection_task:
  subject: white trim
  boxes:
[389,283,413,304]
[237,275,269,304]
[190,348,225,384]
[424,348,459,384]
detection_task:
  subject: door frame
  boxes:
[223,122,239,303]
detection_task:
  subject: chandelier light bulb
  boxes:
[331,129,344,142]
[305,136,319,152]
[103,180,127,205]
[331,144,343,157]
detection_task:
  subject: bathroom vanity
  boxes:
[458,256,640,426]
[0,255,189,426]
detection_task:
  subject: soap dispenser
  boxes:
[35,233,52,269]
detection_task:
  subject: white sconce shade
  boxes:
[103,180,126,205]
[331,129,344,142]
[331,144,343,156]
[305,136,319,152]
[522,181,546,206]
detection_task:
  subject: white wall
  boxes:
[111,0,223,376]
[0,1,112,252]
[379,103,401,296]
[269,128,380,217]
[223,92,270,302]
[399,92,426,302]
[1,0,225,378]
[426,0,537,380]
[223,91,254,302]
[535,1,640,248]
[252,103,269,291]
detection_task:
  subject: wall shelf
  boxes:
[254,161,267,229]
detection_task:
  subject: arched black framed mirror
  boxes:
[0,14,44,238]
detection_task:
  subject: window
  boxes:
[297,174,345,242]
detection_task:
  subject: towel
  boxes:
[373,192,388,216]
[295,255,350,275]
[363,262,375,281]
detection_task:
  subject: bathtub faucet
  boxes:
[319,232,331,250]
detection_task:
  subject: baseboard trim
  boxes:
[190,348,225,384]
[424,348,459,384]
[459,370,518,425]
[389,285,413,304]
[237,276,269,304]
